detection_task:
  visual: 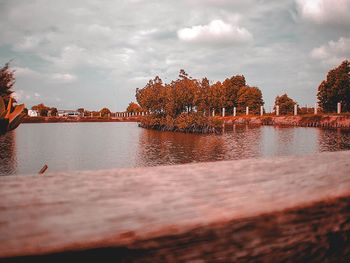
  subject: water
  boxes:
[0,122,350,176]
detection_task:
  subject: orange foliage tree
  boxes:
[136,70,264,118]
[126,102,142,113]
[0,62,15,106]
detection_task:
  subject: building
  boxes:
[57,110,81,117]
[28,110,38,117]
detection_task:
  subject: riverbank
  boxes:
[221,114,350,128]
[22,114,350,130]
[139,113,350,134]
[22,116,140,123]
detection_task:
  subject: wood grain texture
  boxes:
[1,151,350,261]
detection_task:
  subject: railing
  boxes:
[1,151,350,261]
[27,102,346,119]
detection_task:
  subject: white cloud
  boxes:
[310,37,350,65]
[177,19,252,44]
[15,66,77,84]
[296,0,350,25]
[14,67,41,78]
[51,73,77,83]
[42,45,87,70]
[13,36,42,51]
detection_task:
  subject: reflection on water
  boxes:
[0,123,349,176]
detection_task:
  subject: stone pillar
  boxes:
[314,104,318,115]
[337,102,341,114]
[294,104,298,116]
[246,106,249,116]
[233,107,237,117]
[222,108,225,117]
[91,112,93,118]
[276,105,280,116]
[260,106,264,116]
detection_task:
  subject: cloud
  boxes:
[14,67,41,78]
[15,66,77,84]
[0,0,347,110]
[51,73,77,83]
[177,19,252,44]
[13,36,43,51]
[296,0,350,25]
[310,37,350,65]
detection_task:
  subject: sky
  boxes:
[0,0,349,111]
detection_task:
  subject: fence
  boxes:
[86,102,344,118]
[214,102,344,117]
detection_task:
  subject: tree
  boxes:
[222,75,246,113]
[237,86,264,114]
[100,107,111,117]
[32,103,49,116]
[50,107,58,116]
[0,62,15,106]
[194,77,211,114]
[317,60,350,112]
[126,102,142,113]
[165,70,198,116]
[136,76,166,114]
[0,62,25,135]
[274,94,297,115]
[210,81,225,111]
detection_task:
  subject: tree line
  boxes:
[1,59,349,123]
[136,69,264,117]
[134,60,350,116]
[29,104,114,118]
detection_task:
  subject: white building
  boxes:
[28,110,38,117]
[57,110,81,117]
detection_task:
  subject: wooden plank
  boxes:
[1,151,350,260]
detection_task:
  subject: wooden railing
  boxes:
[1,151,350,262]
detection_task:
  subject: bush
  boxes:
[140,113,222,133]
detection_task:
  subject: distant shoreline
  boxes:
[22,114,350,129]
[139,114,350,133]
[22,116,140,123]
[221,114,350,129]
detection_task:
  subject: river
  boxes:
[0,122,349,176]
